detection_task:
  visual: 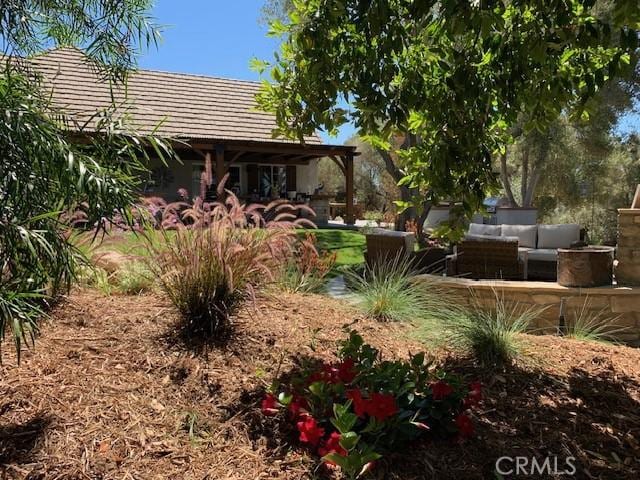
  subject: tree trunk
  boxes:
[377,146,430,244]
[523,167,541,207]
[521,148,529,204]
[500,150,519,207]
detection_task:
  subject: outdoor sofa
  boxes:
[447,223,583,280]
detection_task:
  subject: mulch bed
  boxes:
[0,289,639,479]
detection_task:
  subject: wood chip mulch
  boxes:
[0,288,639,479]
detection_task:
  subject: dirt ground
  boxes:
[0,289,639,479]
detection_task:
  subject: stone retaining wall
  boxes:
[617,208,640,286]
[416,275,640,345]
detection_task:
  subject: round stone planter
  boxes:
[557,247,615,288]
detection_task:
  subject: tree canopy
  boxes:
[256,0,640,226]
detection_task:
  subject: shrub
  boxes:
[0,67,171,358]
[77,265,114,296]
[146,178,314,336]
[261,331,482,479]
[344,254,438,322]
[362,210,383,225]
[115,262,154,295]
[419,289,544,367]
[278,233,336,293]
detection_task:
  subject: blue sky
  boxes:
[138,0,356,144]
[140,0,637,141]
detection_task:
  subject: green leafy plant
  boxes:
[0,66,171,358]
[0,0,165,359]
[278,233,336,293]
[344,254,437,322]
[261,331,482,479]
[362,210,383,226]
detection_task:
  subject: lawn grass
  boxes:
[298,228,366,268]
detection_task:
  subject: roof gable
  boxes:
[31,48,322,145]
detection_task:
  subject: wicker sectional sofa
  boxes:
[447,223,583,280]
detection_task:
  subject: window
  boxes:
[259,165,287,198]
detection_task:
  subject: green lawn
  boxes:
[298,228,366,268]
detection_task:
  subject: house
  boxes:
[31,49,358,224]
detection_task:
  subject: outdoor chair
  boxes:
[364,229,415,266]
[447,238,526,280]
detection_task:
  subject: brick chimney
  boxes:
[616,185,640,285]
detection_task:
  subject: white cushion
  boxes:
[501,224,538,248]
[468,223,501,236]
[527,249,558,262]
[537,224,580,249]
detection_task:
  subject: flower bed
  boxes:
[261,331,481,478]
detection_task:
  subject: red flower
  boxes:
[347,390,398,421]
[431,380,454,401]
[261,393,279,416]
[307,370,324,385]
[337,358,357,384]
[318,431,347,461]
[455,413,474,438]
[464,382,483,409]
[297,415,325,446]
[346,389,368,417]
[288,395,308,419]
[368,392,399,422]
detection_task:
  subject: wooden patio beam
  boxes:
[215,144,226,186]
[191,141,357,158]
[344,153,355,225]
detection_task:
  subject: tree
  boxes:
[500,49,640,208]
[260,0,293,24]
[256,0,640,238]
[317,135,400,214]
[0,1,167,359]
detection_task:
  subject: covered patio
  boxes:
[182,140,359,224]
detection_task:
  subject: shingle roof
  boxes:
[31,48,323,145]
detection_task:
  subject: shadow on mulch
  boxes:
[0,415,52,465]
[412,356,640,480]
[236,352,640,480]
[153,313,241,356]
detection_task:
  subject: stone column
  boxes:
[617,208,640,285]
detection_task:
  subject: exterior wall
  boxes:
[296,160,319,196]
[416,275,640,345]
[496,208,538,225]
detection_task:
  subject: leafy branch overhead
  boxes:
[256,0,640,220]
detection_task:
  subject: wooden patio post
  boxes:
[344,153,355,225]
[215,144,226,189]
